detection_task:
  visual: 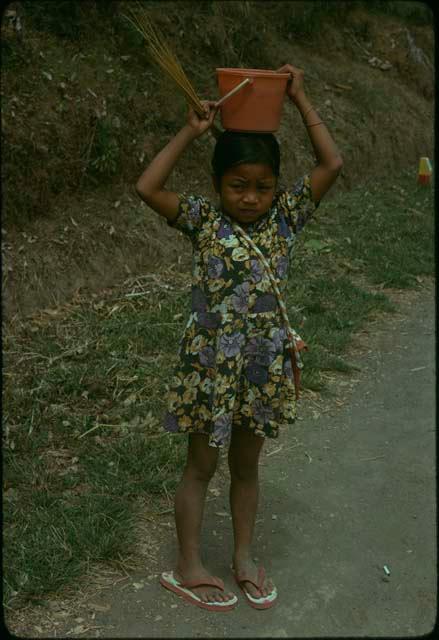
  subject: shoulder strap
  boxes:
[229,220,297,345]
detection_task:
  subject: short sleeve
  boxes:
[167,193,213,239]
[276,174,319,234]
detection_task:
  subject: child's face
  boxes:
[213,163,277,226]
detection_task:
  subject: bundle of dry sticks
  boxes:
[123,1,221,139]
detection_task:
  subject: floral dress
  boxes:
[163,175,318,448]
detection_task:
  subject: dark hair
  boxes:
[211,131,280,179]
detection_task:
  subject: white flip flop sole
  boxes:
[160,571,238,612]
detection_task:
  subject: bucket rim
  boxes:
[216,67,290,79]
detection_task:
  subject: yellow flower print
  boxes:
[171,374,183,387]
[200,378,212,394]
[190,334,206,354]
[270,355,283,375]
[179,415,193,428]
[198,404,211,420]
[185,371,201,387]
[240,403,253,417]
[208,278,227,292]
[231,247,249,261]
[211,302,229,315]
[183,387,198,404]
[214,374,231,395]
[167,391,180,409]
[264,382,277,398]
[221,236,239,248]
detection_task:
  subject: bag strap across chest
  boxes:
[226,216,306,399]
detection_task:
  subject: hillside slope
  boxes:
[1,1,434,318]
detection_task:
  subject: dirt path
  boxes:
[7,283,435,637]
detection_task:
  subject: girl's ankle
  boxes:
[177,556,205,575]
[233,548,253,564]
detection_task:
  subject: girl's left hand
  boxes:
[275,64,305,103]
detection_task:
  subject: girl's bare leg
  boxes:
[228,427,275,598]
[173,433,235,603]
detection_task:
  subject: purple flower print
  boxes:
[253,293,277,313]
[219,332,245,358]
[199,345,216,368]
[164,412,180,433]
[250,259,264,283]
[207,256,224,279]
[245,336,277,367]
[231,282,250,313]
[283,356,293,378]
[276,256,289,279]
[192,286,208,312]
[217,220,232,239]
[212,413,232,444]
[246,363,269,386]
[253,399,274,425]
[272,326,286,352]
[278,214,291,238]
[188,197,201,224]
[198,312,221,329]
[292,177,304,196]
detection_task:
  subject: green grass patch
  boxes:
[3,172,434,605]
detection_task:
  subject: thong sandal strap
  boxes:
[182,575,225,591]
[235,566,266,591]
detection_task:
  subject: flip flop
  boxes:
[160,571,238,612]
[232,566,278,610]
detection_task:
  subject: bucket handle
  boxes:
[215,77,253,108]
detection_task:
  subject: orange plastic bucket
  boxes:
[216,68,290,133]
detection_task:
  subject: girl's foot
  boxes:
[174,566,236,604]
[232,554,275,599]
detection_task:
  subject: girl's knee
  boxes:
[185,459,217,483]
[185,434,219,483]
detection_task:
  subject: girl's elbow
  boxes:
[331,155,344,173]
[135,181,149,201]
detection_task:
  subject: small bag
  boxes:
[229,219,307,400]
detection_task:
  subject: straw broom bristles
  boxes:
[122,1,221,139]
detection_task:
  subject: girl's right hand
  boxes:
[186,100,218,137]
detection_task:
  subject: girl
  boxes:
[136,64,342,612]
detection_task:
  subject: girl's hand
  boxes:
[186,100,218,137]
[276,64,306,104]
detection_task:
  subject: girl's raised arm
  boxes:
[136,101,218,222]
[276,64,343,204]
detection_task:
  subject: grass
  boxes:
[3,170,434,606]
